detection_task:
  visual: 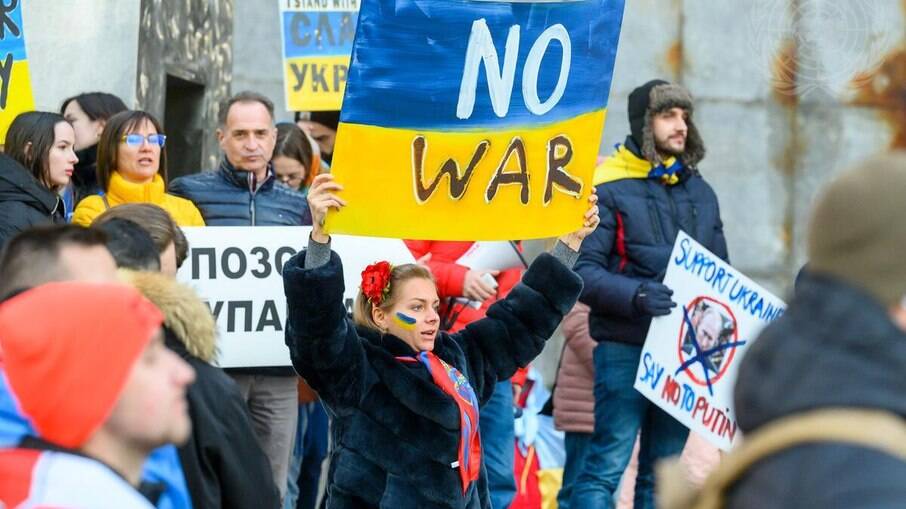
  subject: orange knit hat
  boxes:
[0,282,163,448]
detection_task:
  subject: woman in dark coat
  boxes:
[283,174,599,509]
[0,112,78,247]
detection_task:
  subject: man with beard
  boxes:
[568,80,729,509]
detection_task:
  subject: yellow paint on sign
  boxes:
[0,60,35,143]
[284,55,350,111]
[325,109,607,240]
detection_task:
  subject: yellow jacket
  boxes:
[72,172,205,227]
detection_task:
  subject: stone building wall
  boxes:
[137,0,233,176]
[603,0,905,296]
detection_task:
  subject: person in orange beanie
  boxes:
[0,281,196,508]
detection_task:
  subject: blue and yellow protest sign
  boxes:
[326,0,625,240]
[0,1,35,144]
[280,0,360,111]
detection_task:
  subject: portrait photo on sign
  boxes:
[677,296,738,384]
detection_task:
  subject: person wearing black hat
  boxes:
[567,80,729,509]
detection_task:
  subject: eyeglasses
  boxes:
[121,133,167,147]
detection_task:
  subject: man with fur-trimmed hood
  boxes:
[567,80,728,509]
[121,269,280,509]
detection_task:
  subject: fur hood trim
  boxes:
[641,83,706,168]
[119,270,218,362]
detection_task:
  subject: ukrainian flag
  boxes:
[327,0,625,240]
[0,3,35,144]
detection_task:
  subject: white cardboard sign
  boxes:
[633,230,786,450]
[455,241,527,272]
[177,226,414,368]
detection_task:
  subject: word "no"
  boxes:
[457,19,571,120]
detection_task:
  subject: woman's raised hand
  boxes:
[308,173,346,243]
[558,193,600,251]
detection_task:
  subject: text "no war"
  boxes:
[457,19,571,119]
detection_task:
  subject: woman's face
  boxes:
[46,122,78,188]
[63,100,104,151]
[376,278,441,352]
[117,119,161,184]
[272,155,307,191]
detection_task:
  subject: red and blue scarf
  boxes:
[398,351,481,493]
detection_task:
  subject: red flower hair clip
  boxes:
[361,261,392,306]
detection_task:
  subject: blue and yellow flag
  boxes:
[327,0,625,240]
[0,2,35,144]
[280,0,360,111]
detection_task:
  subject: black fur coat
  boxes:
[283,251,582,509]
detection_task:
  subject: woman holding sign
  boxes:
[283,174,597,508]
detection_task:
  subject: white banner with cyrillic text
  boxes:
[177,226,414,367]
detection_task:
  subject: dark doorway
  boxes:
[164,75,206,180]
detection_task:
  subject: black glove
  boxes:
[633,282,676,317]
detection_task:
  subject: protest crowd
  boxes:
[1,3,905,509]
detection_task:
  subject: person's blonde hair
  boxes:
[353,263,435,332]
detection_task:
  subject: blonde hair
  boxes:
[353,263,434,332]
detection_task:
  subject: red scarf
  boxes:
[397,351,481,493]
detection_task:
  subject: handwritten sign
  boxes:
[634,231,786,450]
[279,0,360,111]
[325,0,626,240]
[0,2,35,143]
[176,226,414,367]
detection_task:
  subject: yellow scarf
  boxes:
[592,145,680,186]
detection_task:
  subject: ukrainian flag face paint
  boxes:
[385,278,441,352]
[393,312,417,331]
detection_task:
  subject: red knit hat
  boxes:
[0,282,163,448]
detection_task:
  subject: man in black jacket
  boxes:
[569,80,728,509]
[125,270,280,509]
[728,153,906,508]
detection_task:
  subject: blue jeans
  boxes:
[569,342,688,509]
[480,380,516,509]
[557,432,591,509]
[285,402,329,509]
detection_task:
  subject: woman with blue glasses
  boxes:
[73,110,204,227]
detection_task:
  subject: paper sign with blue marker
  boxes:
[0,1,35,143]
[325,0,626,240]
[280,0,360,111]
[634,231,786,451]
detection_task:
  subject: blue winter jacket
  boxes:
[169,159,311,227]
[575,140,729,346]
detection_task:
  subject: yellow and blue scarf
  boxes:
[593,144,684,186]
